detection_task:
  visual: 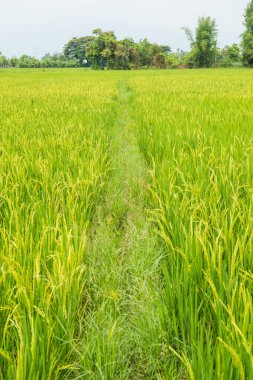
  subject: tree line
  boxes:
[1,0,253,69]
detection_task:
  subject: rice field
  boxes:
[0,69,253,379]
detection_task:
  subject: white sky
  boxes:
[0,0,249,58]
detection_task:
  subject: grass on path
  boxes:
[78,82,165,379]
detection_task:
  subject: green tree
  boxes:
[242,0,253,66]
[62,29,170,70]
[114,42,129,69]
[87,29,117,69]
[9,57,19,67]
[122,38,136,69]
[226,44,241,61]
[19,55,40,68]
[135,40,170,68]
[218,44,241,67]
[136,39,153,67]
[183,17,218,67]
[41,53,79,68]
[101,31,117,69]
[0,52,9,67]
[153,52,167,68]
[63,36,94,66]
[160,45,171,54]
[181,49,198,68]
[166,53,180,68]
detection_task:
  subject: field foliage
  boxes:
[0,70,117,378]
[0,69,252,379]
[131,70,253,379]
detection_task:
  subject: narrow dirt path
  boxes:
[78,81,164,379]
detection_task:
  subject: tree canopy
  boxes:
[242,0,253,66]
[0,11,250,70]
[63,36,95,66]
[183,17,218,68]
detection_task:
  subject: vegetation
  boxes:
[242,0,253,66]
[0,70,117,378]
[131,69,253,378]
[0,68,252,379]
[0,3,252,380]
[63,36,95,66]
[0,31,172,70]
[218,44,241,67]
[182,17,217,67]
[4,0,253,70]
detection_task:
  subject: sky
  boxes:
[0,0,249,58]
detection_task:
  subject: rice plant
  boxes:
[131,69,253,379]
[0,68,252,379]
[0,69,117,379]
